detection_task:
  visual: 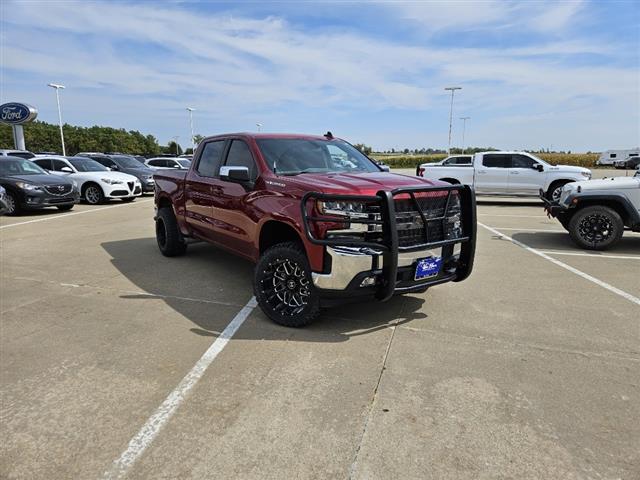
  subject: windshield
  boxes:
[178,159,191,168]
[7,151,36,159]
[256,138,381,176]
[69,157,109,172]
[0,158,48,176]
[112,155,149,169]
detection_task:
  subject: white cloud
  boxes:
[1,0,637,151]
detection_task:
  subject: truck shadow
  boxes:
[511,231,640,255]
[101,238,427,342]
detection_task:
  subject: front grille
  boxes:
[394,194,457,247]
[110,190,128,196]
[134,187,141,194]
[127,182,134,191]
[48,198,72,204]
[44,184,72,196]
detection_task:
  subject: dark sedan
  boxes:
[0,156,79,215]
[78,154,155,193]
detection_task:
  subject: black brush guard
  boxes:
[301,184,476,301]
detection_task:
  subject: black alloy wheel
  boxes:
[568,205,624,250]
[254,242,320,327]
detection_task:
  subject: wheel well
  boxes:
[259,221,303,254]
[157,196,172,210]
[440,178,460,184]
[575,199,630,224]
[547,179,572,192]
[81,181,101,194]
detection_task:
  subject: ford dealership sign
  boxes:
[0,103,38,125]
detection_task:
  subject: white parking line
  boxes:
[480,223,640,306]
[478,214,547,218]
[0,199,152,229]
[488,227,564,232]
[102,296,257,480]
[539,250,640,260]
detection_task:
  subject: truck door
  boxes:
[475,154,510,194]
[184,139,226,241]
[212,139,259,258]
[508,154,546,195]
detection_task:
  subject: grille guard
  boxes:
[301,184,477,301]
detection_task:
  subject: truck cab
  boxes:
[420,151,591,200]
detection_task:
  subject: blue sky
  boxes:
[2,0,639,152]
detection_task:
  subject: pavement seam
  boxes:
[399,325,640,363]
[348,302,404,479]
[5,276,247,309]
[0,199,153,229]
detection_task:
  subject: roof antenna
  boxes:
[324,131,333,139]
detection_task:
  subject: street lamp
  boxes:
[256,123,262,132]
[48,83,66,156]
[459,116,470,154]
[444,86,462,155]
[186,107,196,150]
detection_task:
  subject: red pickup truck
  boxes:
[154,132,476,327]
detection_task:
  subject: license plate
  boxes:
[415,257,442,280]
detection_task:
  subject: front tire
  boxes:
[4,191,20,215]
[568,206,624,250]
[546,181,571,202]
[84,184,105,205]
[254,242,320,327]
[156,207,187,257]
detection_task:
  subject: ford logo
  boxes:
[0,103,38,125]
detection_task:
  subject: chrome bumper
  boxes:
[312,246,441,290]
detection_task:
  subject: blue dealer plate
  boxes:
[415,257,442,280]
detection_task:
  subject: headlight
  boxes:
[144,175,153,181]
[15,182,43,191]
[581,171,591,178]
[317,200,368,218]
[101,178,124,185]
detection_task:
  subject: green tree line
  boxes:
[0,121,162,155]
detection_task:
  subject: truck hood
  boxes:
[565,176,640,192]
[547,165,591,175]
[277,171,445,196]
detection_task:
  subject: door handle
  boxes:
[477,170,487,174]
[510,171,519,175]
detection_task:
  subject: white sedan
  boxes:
[145,157,191,170]
[32,155,142,204]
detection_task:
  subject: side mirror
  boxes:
[220,166,250,183]
[110,165,119,171]
[173,164,181,169]
[379,164,391,172]
[61,166,73,173]
[532,163,544,172]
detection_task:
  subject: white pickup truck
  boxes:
[419,151,592,200]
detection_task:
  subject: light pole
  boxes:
[48,83,66,156]
[444,86,462,155]
[186,107,195,151]
[256,123,262,132]
[459,116,470,154]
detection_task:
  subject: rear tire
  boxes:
[568,206,624,250]
[254,242,320,327]
[156,207,187,257]
[57,205,74,211]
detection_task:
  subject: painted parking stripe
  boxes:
[539,250,640,260]
[479,222,640,306]
[478,213,547,218]
[102,296,258,480]
[488,227,565,232]
[0,199,152,229]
